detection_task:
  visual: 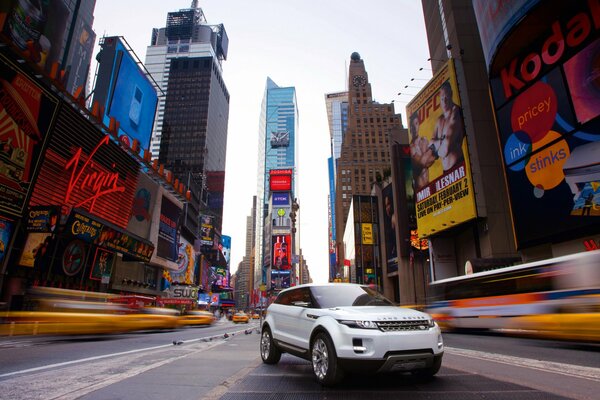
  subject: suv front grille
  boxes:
[376,320,430,332]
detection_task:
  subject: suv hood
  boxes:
[328,306,430,321]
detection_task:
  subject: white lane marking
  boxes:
[445,346,600,381]
[0,326,257,379]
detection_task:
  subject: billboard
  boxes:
[157,195,181,262]
[471,0,541,68]
[93,37,158,151]
[127,173,159,240]
[0,51,59,217]
[269,169,293,192]
[200,214,214,246]
[28,105,140,229]
[487,1,600,248]
[272,234,291,270]
[221,235,231,269]
[406,59,477,238]
[1,0,70,77]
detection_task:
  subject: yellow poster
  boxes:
[361,223,373,245]
[406,59,477,238]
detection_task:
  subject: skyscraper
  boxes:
[325,91,348,281]
[144,2,229,232]
[254,78,299,290]
[334,52,402,272]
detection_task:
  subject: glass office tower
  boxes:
[254,77,298,289]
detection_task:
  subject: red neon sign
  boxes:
[64,135,125,213]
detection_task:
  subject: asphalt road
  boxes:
[1,323,598,399]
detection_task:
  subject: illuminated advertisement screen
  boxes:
[94,37,157,151]
[0,51,59,217]
[406,59,477,238]
[471,0,541,68]
[271,269,291,289]
[272,192,289,206]
[157,196,181,261]
[200,214,214,246]
[1,0,69,76]
[28,105,140,229]
[270,175,291,192]
[382,184,397,271]
[489,2,600,248]
[272,234,291,271]
[269,169,293,192]
[221,235,231,268]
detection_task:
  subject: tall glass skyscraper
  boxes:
[254,78,299,289]
[325,91,348,281]
[144,3,229,234]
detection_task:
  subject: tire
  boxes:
[411,355,442,379]
[311,332,344,386]
[260,327,281,364]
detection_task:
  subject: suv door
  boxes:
[284,287,317,351]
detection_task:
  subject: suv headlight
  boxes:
[428,319,436,328]
[338,320,378,329]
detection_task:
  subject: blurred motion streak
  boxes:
[0,287,214,336]
[425,250,600,342]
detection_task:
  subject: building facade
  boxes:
[325,91,348,281]
[144,3,230,233]
[254,78,299,292]
[334,53,402,278]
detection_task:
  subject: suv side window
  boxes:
[274,289,295,306]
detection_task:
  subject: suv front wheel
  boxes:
[260,327,281,364]
[311,332,344,386]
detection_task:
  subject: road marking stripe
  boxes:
[445,346,600,381]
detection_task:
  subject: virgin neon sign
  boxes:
[64,135,125,212]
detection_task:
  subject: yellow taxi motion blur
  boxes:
[232,312,250,324]
[178,310,216,327]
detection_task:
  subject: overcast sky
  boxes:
[91,0,431,284]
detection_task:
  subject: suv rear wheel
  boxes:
[260,327,281,364]
[311,332,344,386]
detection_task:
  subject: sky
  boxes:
[90,0,431,284]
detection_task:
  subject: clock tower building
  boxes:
[334,52,402,278]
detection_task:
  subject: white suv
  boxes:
[260,283,444,386]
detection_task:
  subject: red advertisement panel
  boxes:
[0,51,59,217]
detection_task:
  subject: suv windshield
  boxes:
[311,285,395,308]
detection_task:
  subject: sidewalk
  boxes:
[77,328,263,400]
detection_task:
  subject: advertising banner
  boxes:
[157,195,181,262]
[127,173,158,239]
[269,169,293,192]
[406,59,477,238]
[361,223,374,245]
[168,237,195,285]
[471,0,541,68]
[199,214,214,246]
[65,210,154,262]
[0,52,59,217]
[26,205,60,232]
[272,192,289,206]
[28,105,140,229]
[382,184,397,272]
[271,269,291,289]
[2,0,69,76]
[272,234,291,270]
[0,215,14,265]
[221,235,231,269]
[19,232,52,268]
[488,2,600,248]
[89,248,115,281]
[94,37,158,151]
